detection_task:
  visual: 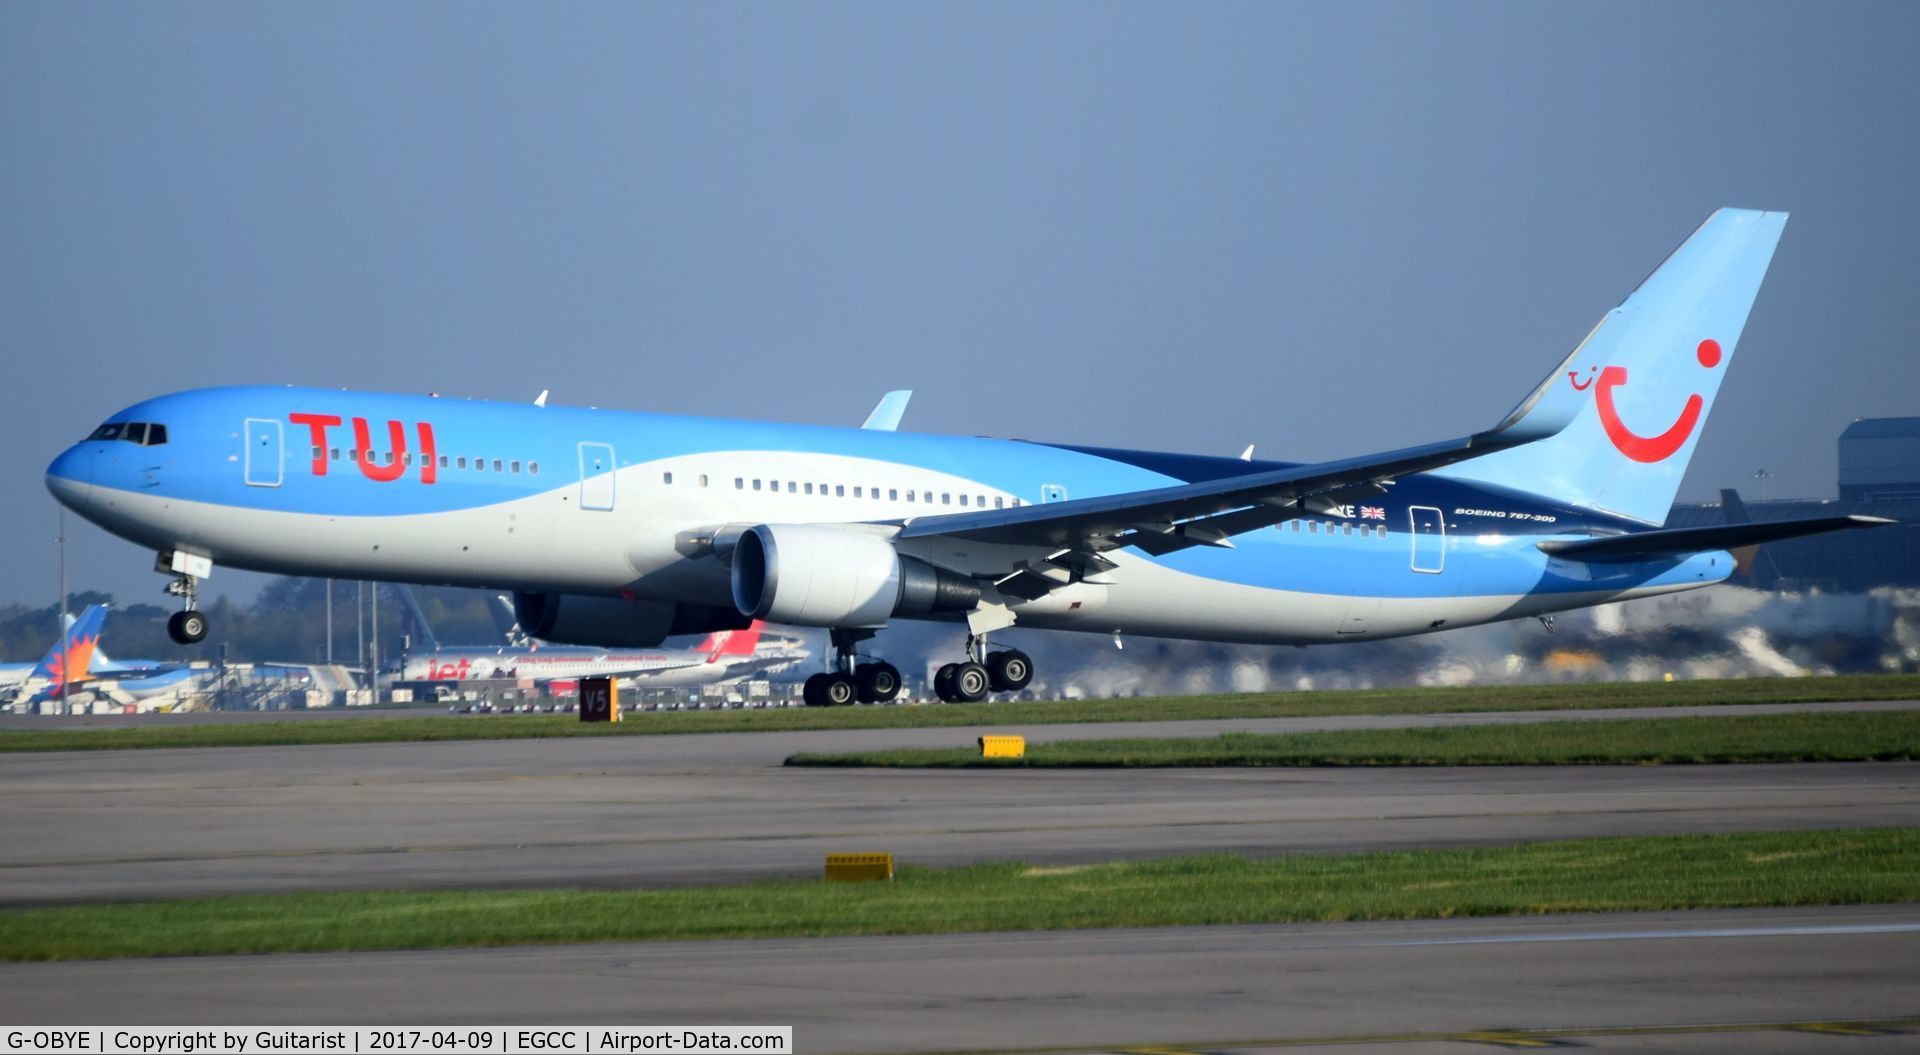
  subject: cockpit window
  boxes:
[87,422,168,446]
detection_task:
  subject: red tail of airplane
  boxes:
[698,622,764,663]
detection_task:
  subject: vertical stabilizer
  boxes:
[32,605,108,693]
[1437,209,1789,525]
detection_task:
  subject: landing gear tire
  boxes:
[951,661,991,703]
[821,673,856,706]
[986,649,1032,693]
[855,662,902,704]
[168,610,208,645]
[934,663,959,702]
[802,673,829,707]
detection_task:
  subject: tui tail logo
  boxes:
[1569,339,1721,464]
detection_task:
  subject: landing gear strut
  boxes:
[159,551,210,645]
[933,632,1032,703]
[803,628,902,707]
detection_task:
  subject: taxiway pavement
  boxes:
[1,905,1914,1052]
[3,701,1916,904]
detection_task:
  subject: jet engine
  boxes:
[512,592,749,648]
[730,524,980,627]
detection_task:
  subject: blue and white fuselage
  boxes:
[48,386,1719,645]
[42,210,1889,701]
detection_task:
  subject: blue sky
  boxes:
[4,2,1917,606]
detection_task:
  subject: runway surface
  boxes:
[3,700,1916,904]
[2,905,1915,1051]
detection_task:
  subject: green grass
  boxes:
[2,828,1914,961]
[788,710,1920,768]
[4,674,1918,753]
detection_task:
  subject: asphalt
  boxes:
[2,905,1915,1052]
[2,700,1916,904]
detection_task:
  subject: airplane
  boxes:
[398,615,808,689]
[1,604,108,700]
[388,584,809,688]
[45,208,1895,707]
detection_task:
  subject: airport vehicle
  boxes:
[0,604,107,700]
[46,209,1892,704]
[399,620,810,688]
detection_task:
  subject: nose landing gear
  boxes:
[158,550,212,645]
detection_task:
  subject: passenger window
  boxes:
[457,457,467,470]
[804,483,813,495]
[994,497,1004,509]
[331,448,340,461]
[889,488,898,500]
[959,495,969,507]
[976,495,985,507]
[662,471,672,484]
[529,462,539,475]
[923,491,932,503]
[854,486,863,498]
[699,474,709,487]
[735,477,744,490]
[906,491,915,503]
[512,461,522,474]
[836,485,845,497]
[492,459,502,473]
[438,455,448,468]
[1309,521,1318,533]
[403,453,412,466]
[1343,523,1352,536]
[753,479,762,491]
[312,446,324,462]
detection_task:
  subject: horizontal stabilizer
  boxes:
[1537,515,1894,563]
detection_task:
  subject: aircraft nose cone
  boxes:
[45,445,95,509]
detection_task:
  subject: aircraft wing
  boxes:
[1537,515,1895,563]
[897,421,1553,561]
[891,349,1584,566]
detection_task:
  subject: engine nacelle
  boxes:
[512,592,749,648]
[730,524,980,627]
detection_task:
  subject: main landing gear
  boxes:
[932,633,1032,704]
[801,628,1035,706]
[802,629,904,707]
[158,550,211,645]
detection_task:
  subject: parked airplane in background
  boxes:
[398,620,809,689]
[1,605,107,700]
[47,209,1892,705]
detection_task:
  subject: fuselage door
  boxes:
[243,418,283,488]
[1409,505,1445,573]
[578,442,615,511]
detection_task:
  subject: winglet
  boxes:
[533,390,549,408]
[861,391,913,431]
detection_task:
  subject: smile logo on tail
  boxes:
[1593,339,1721,463]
